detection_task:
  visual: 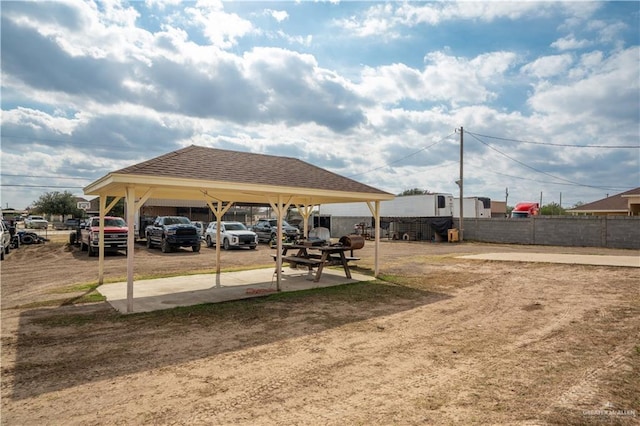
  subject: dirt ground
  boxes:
[1,233,639,425]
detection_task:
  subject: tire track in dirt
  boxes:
[539,339,638,418]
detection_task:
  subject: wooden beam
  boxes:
[126,186,136,313]
[205,198,235,284]
[367,201,381,278]
[296,203,314,238]
[98,196,106,284]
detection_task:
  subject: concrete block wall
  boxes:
[458,216,640,249]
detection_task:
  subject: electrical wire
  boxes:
[466,132,634,191]
[465,130,640,149]
[1,174,88,180]
[0,184,84,188]
[346,131,456,178]
[466,164,631,191]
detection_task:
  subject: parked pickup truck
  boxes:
[79,216,128,257]
[252,218,300,243]
[145,216,201,253]
[24,215,49,229]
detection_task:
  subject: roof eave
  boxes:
[84,173,395,204]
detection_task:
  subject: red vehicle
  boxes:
[511,202,540,218]
[77,216,128,256]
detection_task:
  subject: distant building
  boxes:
[567,187,640,216]
[490,200,507,218]
[0,208,27,220]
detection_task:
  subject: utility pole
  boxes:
[459,127,464,241]
[505,187,509,217]
[540,192,543,209]
[559,192,562,215]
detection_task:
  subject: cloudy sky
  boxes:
[1,0,639,211]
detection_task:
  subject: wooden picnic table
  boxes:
[275,243,360,282]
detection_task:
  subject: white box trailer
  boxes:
[319,194,454,217]
[452,197,492,218]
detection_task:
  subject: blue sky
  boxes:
[1,0,639,211]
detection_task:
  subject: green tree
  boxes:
[540,202,566,216]
[398,188,432,196]
[31,191,84,218]
[106,197,125,217]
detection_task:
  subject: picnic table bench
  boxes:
[271,243,361,282]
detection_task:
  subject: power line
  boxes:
[1,134,121,150]
[466,164,631,191]
[466,132,631,191]
[0,184,84,188]
[465,130,640,149]
[347,132,456,178]
[1,174,88,180]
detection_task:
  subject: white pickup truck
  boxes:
[24,215,49,229]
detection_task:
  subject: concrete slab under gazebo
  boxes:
[84,145,394,313]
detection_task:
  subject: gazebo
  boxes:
[84,145,395,312]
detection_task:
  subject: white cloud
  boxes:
[520,54,574,79]
[336,3,400,39]
[265,9,289,23]
[551,35,590,51]
[356,51,517,107]
[184,0,254,48]
[145,0,183,11]
[527,47,639,123]
[340,1,571,37]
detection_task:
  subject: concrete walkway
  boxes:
[98,267,376,314]
[458,252,640,268]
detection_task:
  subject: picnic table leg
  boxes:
[339,251,352,279]
[314,252,329,282]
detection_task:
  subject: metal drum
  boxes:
[338,234,365,250]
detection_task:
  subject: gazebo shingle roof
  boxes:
[114,145,388,195]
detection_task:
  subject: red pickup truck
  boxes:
[78,216,128,256]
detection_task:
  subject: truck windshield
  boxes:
[165,217,191,225]
[92,218,127,226]
[269,220,292,227]
[225,223,247,231]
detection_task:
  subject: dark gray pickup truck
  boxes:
[252,218,300,243]
[145,216,201,253]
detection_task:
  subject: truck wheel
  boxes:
[146,237,153,249]
[192,243,201,253]
[88,244,96,257]
[206,235,213,248]
[69,232,77,245]
[223,239,230,250]
[161,238,171,253]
